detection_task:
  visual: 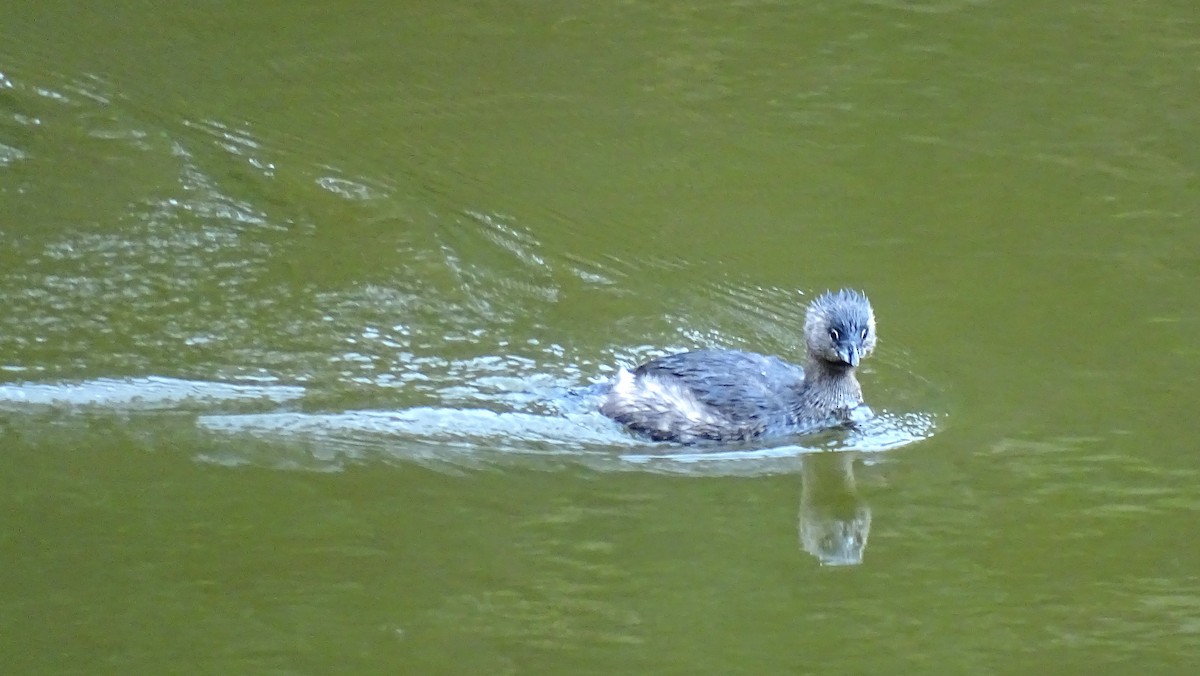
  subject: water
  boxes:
[2,1,1199,673]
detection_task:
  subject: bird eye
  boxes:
[829,328,840,341]
[860,328,869,340]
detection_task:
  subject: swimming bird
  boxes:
[600,289,876,443]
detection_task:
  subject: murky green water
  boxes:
[3,1,1199,673]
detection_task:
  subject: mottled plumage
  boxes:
[601,289,876,443]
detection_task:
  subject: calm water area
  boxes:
[2,1,1199,673]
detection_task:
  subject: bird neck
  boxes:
[795,358,863,419]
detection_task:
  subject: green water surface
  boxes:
[2,1,1199,673]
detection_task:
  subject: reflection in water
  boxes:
[798,452,871,566]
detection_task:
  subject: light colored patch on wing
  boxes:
[604,368,727,430]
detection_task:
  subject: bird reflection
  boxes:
[798,451,871,566]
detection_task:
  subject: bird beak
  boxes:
[838,344,860,367]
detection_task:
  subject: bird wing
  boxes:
[633,350,806,424]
